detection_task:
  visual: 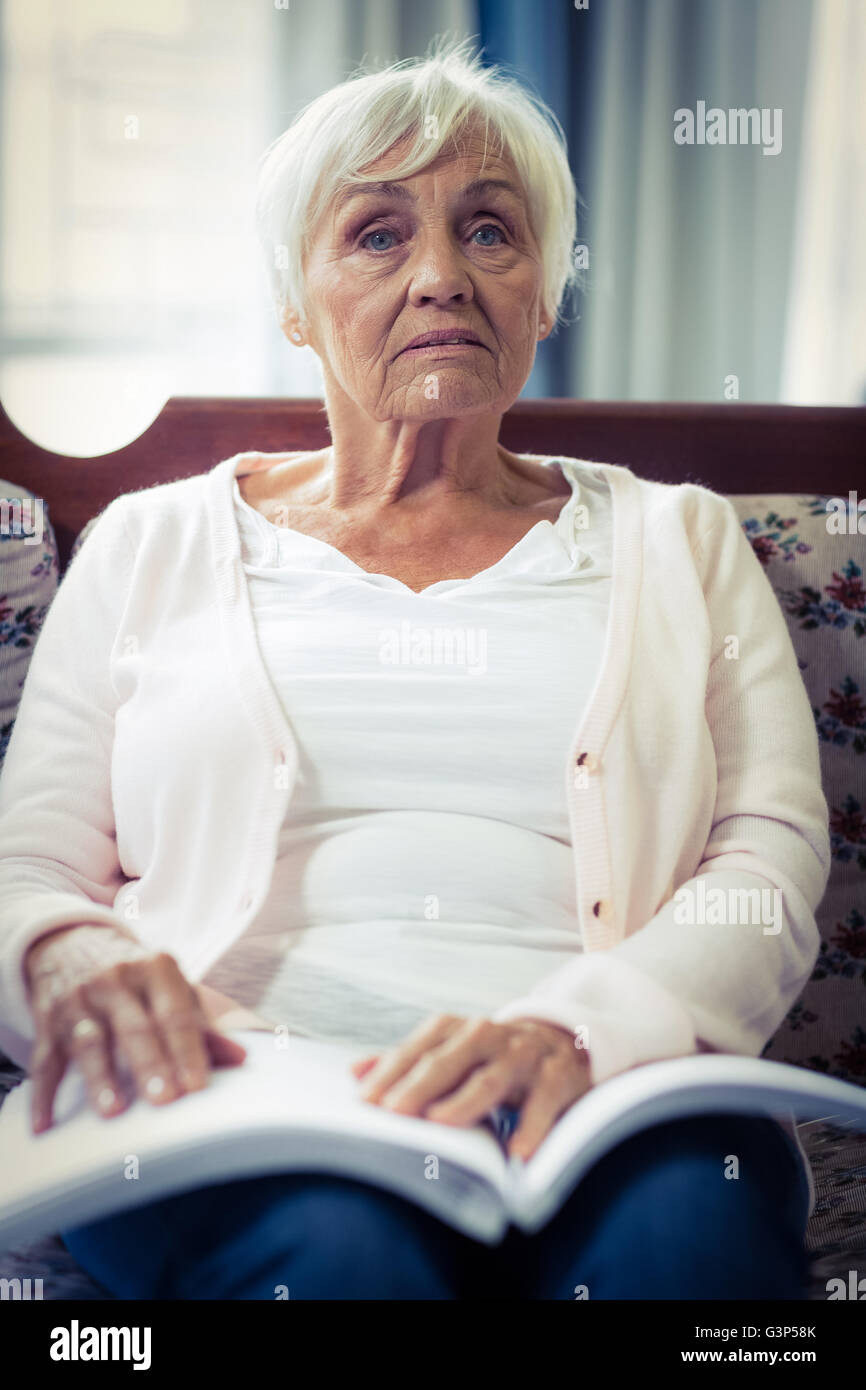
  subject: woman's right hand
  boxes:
[23,923,248,1134]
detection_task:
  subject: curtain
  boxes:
[1,0,852,455]
[0,0,475,453]
[481,0,818,402]
[779,0,866,405]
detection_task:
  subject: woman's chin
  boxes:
[385,379,505,418]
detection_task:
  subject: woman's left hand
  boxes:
[350,1014,593,1160]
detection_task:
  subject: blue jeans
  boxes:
[60,1113,812,1300]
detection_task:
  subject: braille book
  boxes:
[1,1030,865,1250]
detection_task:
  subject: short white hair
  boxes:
[254,34,582,333]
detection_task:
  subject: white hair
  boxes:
[254,33,583,334]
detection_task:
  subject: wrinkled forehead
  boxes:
[358,122,516,178]
[326,154,527,231]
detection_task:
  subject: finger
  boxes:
[88,972,181,1107]
[204,1030,249,1067]
[350,1055,380,1078]
[29,1035,69,1134]
[358,1015,462,1102]
[507,1057,581,1161]
[377,1019,514,1115]
[142,955,214,1093]
[28,970,123,1130]
[425,1059,524,1127]
[59,1008,128,1122]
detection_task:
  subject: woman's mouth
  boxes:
[400,342,485,356]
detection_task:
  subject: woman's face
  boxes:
[294,128,550,423]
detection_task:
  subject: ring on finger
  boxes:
[71,1017,103,1042]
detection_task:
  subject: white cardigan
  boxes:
[0,452,831,1110]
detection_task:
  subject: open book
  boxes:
[2,1028,865,1250]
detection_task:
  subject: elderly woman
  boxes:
[0,38,828,1301]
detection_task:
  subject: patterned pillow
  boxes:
[0,480,59,769]
[727,496,866,1087]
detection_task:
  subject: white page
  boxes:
[512,1053,866,1235]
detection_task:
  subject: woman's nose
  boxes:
[406,233,474,306]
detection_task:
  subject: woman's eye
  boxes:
[361,227,398,252]
[472,223,506,246]
[359,221,507,253]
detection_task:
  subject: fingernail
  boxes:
[97,1087,118,1113]
[145,1074,168,1099]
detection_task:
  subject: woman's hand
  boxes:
[23,924,249,1134]
[350,1014,592,1160]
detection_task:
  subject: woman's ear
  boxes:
[280,307,306,346]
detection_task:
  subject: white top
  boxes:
[202,460,613,1048]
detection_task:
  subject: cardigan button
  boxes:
[592,898,613,923]
[576,751,600,774]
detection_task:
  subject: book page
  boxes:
[512,1053,866,1233]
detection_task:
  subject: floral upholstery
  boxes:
[729,497,866,1085]
[0,481,59,766]
[0,488,864,1299]
[724,495,866,1293]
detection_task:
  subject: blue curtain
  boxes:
[476,0,816,403]
[478,0,589,398]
